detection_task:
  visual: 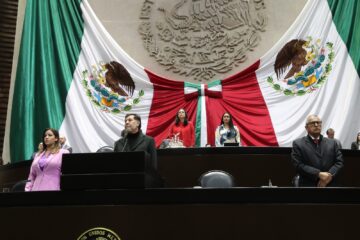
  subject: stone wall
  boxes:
[89,0,307,82]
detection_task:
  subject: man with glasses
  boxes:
[291,114,344,187]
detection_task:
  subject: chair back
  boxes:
[198,170,235,188]
[11,180,30,192]
[96,146,114,153]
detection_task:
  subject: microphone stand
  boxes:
[121,131,128,152]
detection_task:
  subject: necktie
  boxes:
[313,138,319,145]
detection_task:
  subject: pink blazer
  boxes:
[25,149,69,191]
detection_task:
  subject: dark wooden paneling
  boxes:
[0,0,18,165]
[0,147,359,189]
[1,190,360,240]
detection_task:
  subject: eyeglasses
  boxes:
[307,121,322,126]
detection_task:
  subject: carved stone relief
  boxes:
[139,0,267,81]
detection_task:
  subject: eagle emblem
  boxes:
[81,61,144,113]
[267,36,334,96]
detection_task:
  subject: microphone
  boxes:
[122,129,128,138]
[121,129,128,152]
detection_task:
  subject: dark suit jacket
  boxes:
[114,131,161,187]
[351,142,360,150]
[291,135,344,186]
[61,144,73,153]
[334,138,342,149]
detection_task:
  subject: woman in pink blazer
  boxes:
[25,128,69,191]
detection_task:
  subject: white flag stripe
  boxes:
[60,0,154,152]
[200,84,207,146]
[256,0,360,148]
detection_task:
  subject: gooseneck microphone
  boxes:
[121,130,128,152]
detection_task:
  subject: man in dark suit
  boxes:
[114,113,161,187]
[326,128,342,149]
[59,136,73,153]
[350,132,360,150]
[291,114,344,187]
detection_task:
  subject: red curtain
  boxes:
[206,61,278,146]
[145,70,198,147]
[146,61,278,147]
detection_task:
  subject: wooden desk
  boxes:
[1,147,359,190]
[0,188,360,240]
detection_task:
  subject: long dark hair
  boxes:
[175,108,188,126]
[42,128,60,152]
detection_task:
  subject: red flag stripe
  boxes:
[206,61,278,146]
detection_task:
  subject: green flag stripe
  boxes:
[184,82,201,89]
[10,0,84,162]
[328,0,360,75]
[207,79,221,88]
[195,96,202,147]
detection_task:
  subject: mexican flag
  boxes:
[3,0,360,163]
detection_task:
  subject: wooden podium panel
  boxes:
[1,188,360,240]
[61,152,146,190]
[61,152,145,174]
[60,173,145,190]
[1,147,360,190]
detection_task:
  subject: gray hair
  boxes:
[305,114,320,126]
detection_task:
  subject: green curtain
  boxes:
[10,0,83,162]
[328,0,360,74]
